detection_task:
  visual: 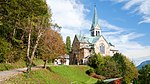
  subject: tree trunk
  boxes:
[26,30,43,73]
[30,31,43,61]
[13,28,16,37]
[44,59,48,69]
[26,28,32,73]
[27,61,32,73]
[27,28,31,61]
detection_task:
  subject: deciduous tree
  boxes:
[138,64,150,84]
[112,53,138,83]
[40,29,65,69]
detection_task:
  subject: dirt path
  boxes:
[0,66,43,83]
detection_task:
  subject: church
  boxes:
[69,6,118,65]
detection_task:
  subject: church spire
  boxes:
[92,5,98,29]
[90,5,101,37]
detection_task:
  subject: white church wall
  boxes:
[94,36,110,56]
[83,49,90,58]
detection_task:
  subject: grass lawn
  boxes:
[4,65,97,84]
[0,59,44,71]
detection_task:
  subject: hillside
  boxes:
[4,65,97,84]
[137,60,150,69]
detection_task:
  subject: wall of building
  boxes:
[94,36,110,56]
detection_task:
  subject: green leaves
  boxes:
[66,36,71,54]
[88,53,138,83]
[138,64,150,84]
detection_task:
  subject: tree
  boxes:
[138,64,150,84]
[95,56,121,78]
[21,0,51,74]
[0,38,11,63]
[65,36,71,54]
[0,0,51,71]
[88,54,120,78]
[88,53,104,69]
[40,29,65,69]
[87,53,138,83]
[112,53,138,84]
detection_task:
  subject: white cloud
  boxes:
[99,19,124,35]
[106,31,150,65]
[113,0,150,23]
[46,0,90,41]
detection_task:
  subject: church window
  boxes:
[96,31,97,36]
[98,31,100,35]
[100,44,105,54]
[91,31,94,36]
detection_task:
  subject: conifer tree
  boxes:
[65,36,71,54]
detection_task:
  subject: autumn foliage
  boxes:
[40,29,65,68]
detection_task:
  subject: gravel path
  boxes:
[0,66,43,83]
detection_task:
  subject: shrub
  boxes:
[96,80,107,84]
[86,68,95,75]
[0,54,5,63]
[0,38,11,63]
[88,53,104,68]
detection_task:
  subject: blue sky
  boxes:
[46,0,150,66]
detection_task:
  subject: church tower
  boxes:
[90,6,101,37]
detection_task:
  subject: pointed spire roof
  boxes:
[91,5,99,30]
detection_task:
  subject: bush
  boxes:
[0,37,11,63]
[0,63,14,71]
[88,53,104,68]
[95,56,121,78]
[96,80,107,84]
[86,68,95,75]
[0,54,5,63]
[88,53,138,83]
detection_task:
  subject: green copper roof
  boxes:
[76,34,100,44]
[91,6,99,30]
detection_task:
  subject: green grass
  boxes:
[4,65,97,84]
[0,59,44,71]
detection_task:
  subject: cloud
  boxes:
[112,0,150,23]
[46,0,90,41]
[107,31,150,65]
[99,19,124,35]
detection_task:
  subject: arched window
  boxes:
[100,44,105,54]
[91,31,94,36]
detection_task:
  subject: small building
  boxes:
[69,6,118,65]
[54,55,69,65]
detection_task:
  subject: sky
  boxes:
[46,0,150,66]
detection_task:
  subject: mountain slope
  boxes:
[137,60,150,69]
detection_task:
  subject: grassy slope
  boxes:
[4,65,97,84]
[0,59,44,71]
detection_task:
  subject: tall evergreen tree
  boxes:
[65,36,71,54]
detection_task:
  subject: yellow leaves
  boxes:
[41,29,66,59]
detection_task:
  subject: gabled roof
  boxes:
[75,34,100,44]
[75,34,114,47]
